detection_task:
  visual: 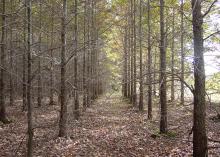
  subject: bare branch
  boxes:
[202,0,218,18]
[203,30,220,41]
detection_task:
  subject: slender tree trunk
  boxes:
[153,50,157,96]
[15,32,19,97]
[138,0,143,111]
[74,0,79,120]
[180,0,184,105]
[59,0,67,137]
[22,0,27,111]
[94,30,99,99]
[93,1,98,100]
[127,15,131,98]
[9,0,14,106]
[83,0,87,110]
[159,0,167,134]
[37,0,42,107]
[86,0,91,106]
[191,0,208,156]
[133,0,137,106]
[49,4,54,105]
[171,7,175,101]
[123,27,128,98]
[96,45,100,96]
[93,30,97,99]
[26,0,33,156]
[22,51,27,110]
[125,27,128,98]
[91,0,95,100]
[0,0,7,123]
[130,0,134,103]
[91,0,97,101]
[147,0,152,119]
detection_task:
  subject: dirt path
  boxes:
[0,93,220,156]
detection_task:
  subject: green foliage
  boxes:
[206,72,220,92]
[165,131,177,138]
[111,0,127,6]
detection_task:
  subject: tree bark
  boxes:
[171,7,175,102]
[59,0,67,137]
[37,0,42,107]
[22,0,27,111]
[191,0,208,156]
[127,15,131,98]
[147,0,152,119]
[133,0,137,106]
[138,0,143,111]
[91,0,95,101]
[0,0,7,123]
[74,0,79,120]
[9,0,15,106]
[86,0,91,106]
[123,27,128,98]
[153,50,157,96]
[159,0,167,134]
[26,0,33,156]
[130,0,134,103]
[83,0,87,110]
[49,4,54,105]
[180,0,185,105]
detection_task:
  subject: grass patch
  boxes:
[166,131,177,138]
[154,131,177,139]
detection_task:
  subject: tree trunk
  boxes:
[180,0,184,105]
[133,0,137,106]
[74,0,79,120]
[22,0,27,111]
[171,7,175,102]
[91,0,95,100]
[159,0,167,134]
[138,0,143,111]
[147,0,152,119]
[123,27,128,98]
[86,0,91,107]
[26,0,33,156]
[83,0,87,110]
[0,0,7,123]
[49,3,54,105]
[59,0,67,137]
[153,50,157,96]
[9,0,14,106]
[191,0,208,156]
[127,15,131,98]
[37,0,42,107]
[130,0,134,103]
[94,31,99,99]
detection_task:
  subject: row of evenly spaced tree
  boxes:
[0,0,110,156]
[0,0,218,156]
[121,0,218,156]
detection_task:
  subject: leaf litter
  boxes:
[0,94,220,156]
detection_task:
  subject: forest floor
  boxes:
[0,93,220,157]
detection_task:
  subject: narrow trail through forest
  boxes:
[66,93,168,156]
[63,93,196,157]
[1,93,220,156]
[56,93,220,156]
